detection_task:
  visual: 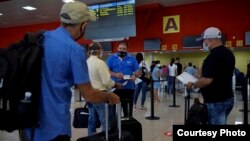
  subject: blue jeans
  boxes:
[205,97,234,125]
[134,81,148,107]
[87,103,113,135]
[167,76,176,95]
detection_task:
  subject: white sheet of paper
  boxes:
[122,81,128,86]
[176,72,198,84]
[110,81,128,92]
[177,72,200,93]
[135,78,142,85]
[123,75,131,80]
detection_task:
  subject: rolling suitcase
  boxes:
[77,103,132,141]
[121,99,143,141]
[121,116,142,141]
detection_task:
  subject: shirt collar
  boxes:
[57,26,73,39]
[89,55,99,59]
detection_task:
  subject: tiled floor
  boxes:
[1,88,249,141]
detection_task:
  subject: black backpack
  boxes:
[0,31,44,132]
[186,98,208,125]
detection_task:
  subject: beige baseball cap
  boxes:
[60,1,96,24]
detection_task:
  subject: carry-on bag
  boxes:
[121,116,142,141]
[121,99,143,141]
[73,102,101,128]
[77,103,133,141]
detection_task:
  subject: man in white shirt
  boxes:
[87,42,121,135]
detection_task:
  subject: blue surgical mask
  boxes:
[203,41,210,52]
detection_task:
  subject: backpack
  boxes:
[0,31,44,132]
[160,66,169,79]
[139,61,151,85]
[186,98,208,125]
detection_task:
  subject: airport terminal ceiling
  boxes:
[0,0,212,28]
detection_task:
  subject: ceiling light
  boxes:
[0,13,3,16]
[22,6,37,11]
[62,0,75,3]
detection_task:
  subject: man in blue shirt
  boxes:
[106,42,140,117]
[22,2,120,141]
[184,62,196,76]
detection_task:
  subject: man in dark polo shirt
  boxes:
[186,27,235,125]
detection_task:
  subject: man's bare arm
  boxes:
[76,83,120,104]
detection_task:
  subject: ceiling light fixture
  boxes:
[22,6,37,11]
[62,0,75,3]
[0,13,3,16]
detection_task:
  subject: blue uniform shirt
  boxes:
[27,27,90,141]
[106,53,139,89]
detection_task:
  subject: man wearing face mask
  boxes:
[21,2,120,141]
[186,27,235,125]
[106,42,140,117]
[86,42,122,135]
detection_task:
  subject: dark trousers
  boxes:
[52,135,70,141]
[114,89,134,117]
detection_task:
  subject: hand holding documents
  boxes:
[123,75,131,80]
[177,72,199,92]
[135,78,142,85]
[110,81,128,92]
[176,72,198,84]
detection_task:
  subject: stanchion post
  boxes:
[145,79,160,120]
[169,78,180,107]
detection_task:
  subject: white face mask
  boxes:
[99,51,103,58]
[156,64,161,67]
[203,41,210,52]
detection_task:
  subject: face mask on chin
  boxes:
[203,41,210,52]
[118,51,127,57]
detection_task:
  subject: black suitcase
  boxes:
[121,116,142,141]
[120,99,142,141]
[77,103,133,141]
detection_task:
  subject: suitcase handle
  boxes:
[105,103,121,141]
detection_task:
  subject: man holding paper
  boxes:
[106,42,140,117]
[185,27,235,125]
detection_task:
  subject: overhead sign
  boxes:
[163,15,180,34]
